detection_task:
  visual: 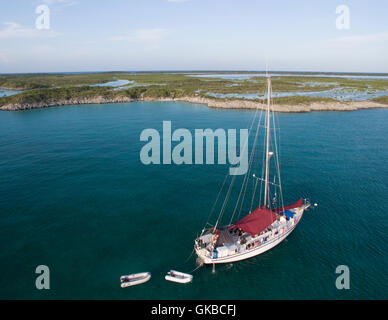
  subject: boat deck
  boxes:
[215,228,239,247]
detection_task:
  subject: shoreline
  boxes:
[0,95,387,113]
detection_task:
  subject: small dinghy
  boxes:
[120,272,151,288]
[165,270,193,284]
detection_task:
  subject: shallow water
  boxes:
[114,82,166,91]
[0,102,387,299]
[0,89,23,97]
[187,73,388,80]
[205,88,388,101]
[90,79,132,87]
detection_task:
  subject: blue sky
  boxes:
[0,0,387,73]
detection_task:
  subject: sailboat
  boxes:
[194,75,311,265]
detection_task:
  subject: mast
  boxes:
[263,76,271,207]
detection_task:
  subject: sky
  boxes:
[0,0,387,73]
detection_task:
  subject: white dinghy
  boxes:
[165,270,193,284]
[120,272,151,288]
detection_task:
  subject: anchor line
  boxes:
[184,248,195,263]
[188,263,203,274]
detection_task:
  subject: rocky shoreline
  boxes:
[0,95,387,112]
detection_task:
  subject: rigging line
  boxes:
[249,177,259,212]
[215,99,263,229]
[229,110,260,214]
[266,84,277,209]
[230,105,264,224]
[271,91,283,210]
[271,92,285,211]
[237,166,252,218]
[188,263,203,274]
[268,133,275,197]
[215,161,237,229]
[236,91,265,212]
[250,122,265,212]
[184,248,195,263]
[240,106,265,209]
[278,118,284,209]
[268,185,274,210]
[200,172,230,236]
[236,170,251,219]
[250,100,267,210]
[229,167,249,224]
[264,77,273,208]
[231,161,251,223]
[249,125,262,212]
[236,124,261,219]
[259,104,267,207]
[273,128,284,210]
[200,92,263,234]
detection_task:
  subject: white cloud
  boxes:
[134,28,166,42]
[110,28,167,47]
[42,0,78,6]
[328,32,388,47]
[0,53,9,65]
[0,22,60,39]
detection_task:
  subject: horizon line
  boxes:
[1,70,388,76]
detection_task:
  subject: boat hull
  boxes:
[165,275,192,284]
[120,272,151,287]
[165,270,193,284]
[196,209,305,264]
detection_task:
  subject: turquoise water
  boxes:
[0,89,23,97]
[0,102,387,299]
[90,79,132,87]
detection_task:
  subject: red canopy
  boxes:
[231,207,276,236]
[273,198,303,213]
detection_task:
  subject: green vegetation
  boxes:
[1,72,388,108]
[372,96,388,105]
[257,95,336,105]
[0,85,182,107]
[0,86,110,105]
[201,94,336,105]
[0,72,125,89]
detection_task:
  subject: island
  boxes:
[1,71,388,112]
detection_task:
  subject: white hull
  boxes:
[165,270,193,284]
[120,272,151,287]
[196,208,305,264]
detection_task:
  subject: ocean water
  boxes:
[0,102,387,300]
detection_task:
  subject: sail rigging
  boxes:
[214,74,283,225]
[194,73,310,265]
[264,76,272,208]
